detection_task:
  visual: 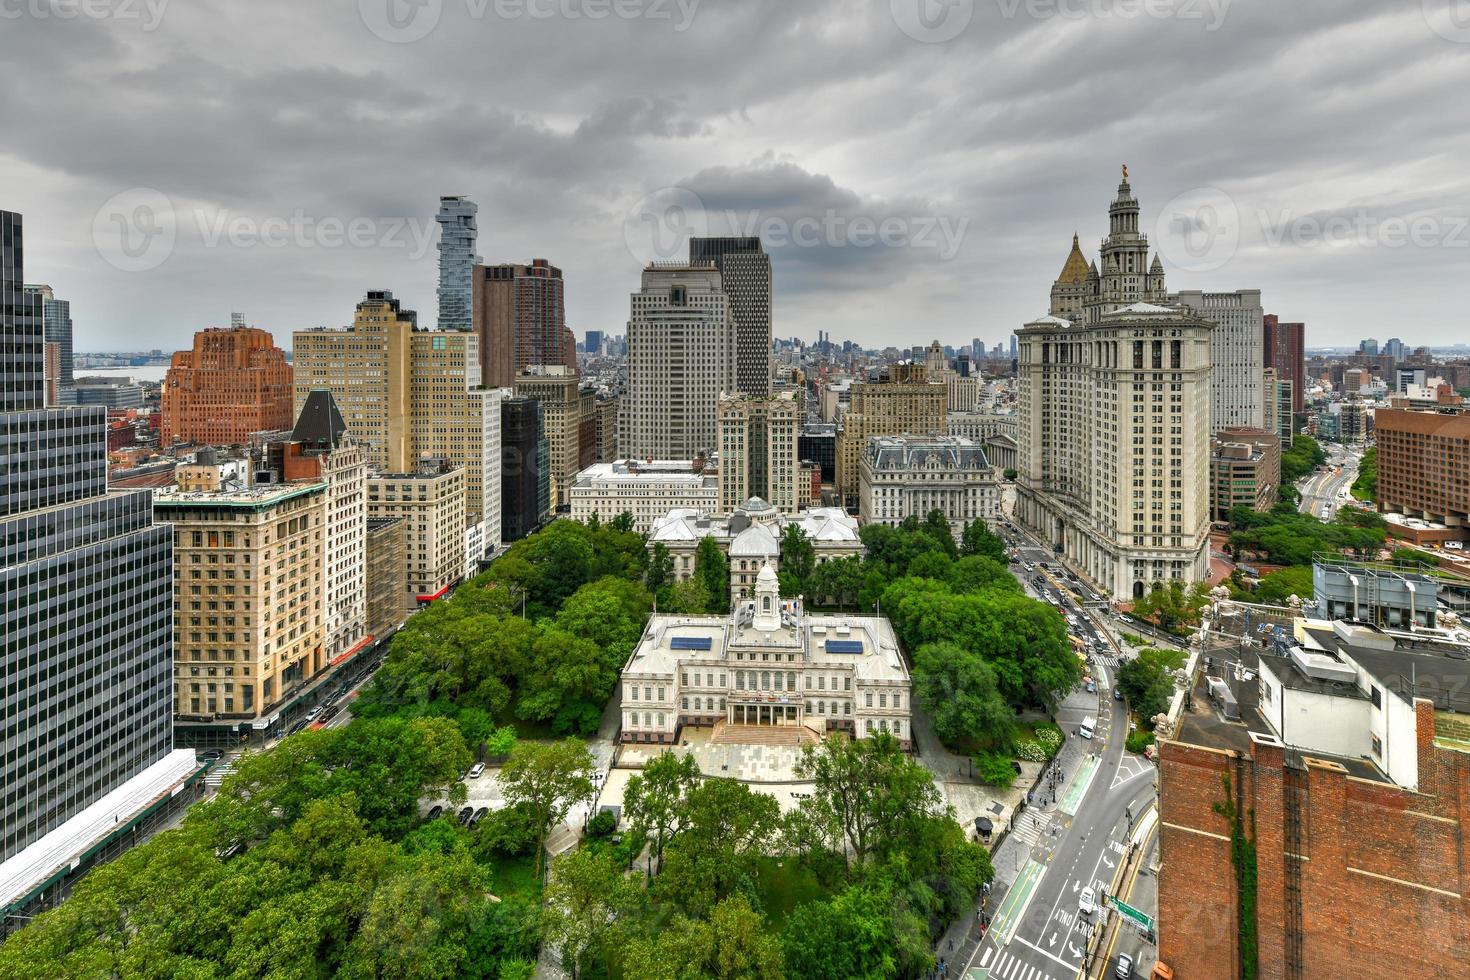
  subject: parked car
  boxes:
[427,805,443,820]
[467,762,486,779]
[1085,679,1097,694]
[1114,953,1134,979]
[469,807,489,827]
[458,806,474,825]
[303,707,321,724]
[1114,687,1125,701]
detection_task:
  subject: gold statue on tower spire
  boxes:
[1122,163,1128,181]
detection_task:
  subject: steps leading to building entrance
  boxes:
[711,721,818,746]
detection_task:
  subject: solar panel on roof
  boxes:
[825,639,864,655]
[670,636,712,651]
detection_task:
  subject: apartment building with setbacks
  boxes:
[160,326,294,447]
[620,565,911,747]
[153,481,327,730]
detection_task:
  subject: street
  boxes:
[1297,445,1361,520]
[952,520,1161,980]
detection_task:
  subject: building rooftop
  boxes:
[154,481,325,509]
[574,461,718,487]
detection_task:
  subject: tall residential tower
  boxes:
[436,196,481,332]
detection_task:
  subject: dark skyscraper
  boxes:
[0,211,182,882]
[501,396,549,542]
[689,237,772,397]
[1264,313,1306,413]
[435,196,481,332]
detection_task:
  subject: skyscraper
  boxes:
[1171,289,1265,431]
[718,391,803,514]
[436,196,481,332]
[689,237,772,397]
[23,284,71,390]
[160,325,295,446]
[622,263,735,460]
[0,211,185,881]
[1017,178,1213,600]
[1263,313,1306,413]
[472,259,574,388]
[292,291,507,560]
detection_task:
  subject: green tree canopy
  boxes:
[912,641,1016,751]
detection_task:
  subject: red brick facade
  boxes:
[1158,702,1470,978]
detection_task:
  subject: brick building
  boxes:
[1263,314,1305,414]
[1375,408,1470,532]
[1159,619,1470,978]
[160,326,294,447]
[473,259,575,389]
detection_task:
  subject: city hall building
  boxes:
[620,565,912,748]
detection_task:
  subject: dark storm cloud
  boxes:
[2,0,1468,351]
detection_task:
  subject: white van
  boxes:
[1079,716,1096,740]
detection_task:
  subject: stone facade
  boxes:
[858,434,1000,535]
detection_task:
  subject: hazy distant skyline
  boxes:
[5,0,1470,354]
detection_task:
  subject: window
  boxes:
[1371,686,1382,709]
[1371,733,1382,757]
[865,692,873,707]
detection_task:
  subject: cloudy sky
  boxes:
[4,0,1469,354]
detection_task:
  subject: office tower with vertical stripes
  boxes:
[0,210,184,883]
[689,237,772,397]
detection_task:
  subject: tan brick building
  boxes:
[835,366,947,508]
[1209,427,1281,523]
[292,291,505,559]
[160,326,294,447]
[154,481,327,728]
[718,391,803,515]
[513,366,585,508]
[366,461,465,604]
[365,516,408,641]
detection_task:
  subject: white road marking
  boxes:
[980,947,993,968]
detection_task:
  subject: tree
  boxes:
[1249,566,1314,606]
[912,641,1016,751]
[623,895,786,980]
[623,750,701,878]
[1352,446,1378,502]
[342,848,491,980]
[793,733,941,870]
[782,885,898,980]
[945,555,1019,595]
[541,849,642,980]
[695,537,731,614]
[809,556,864,610]
[497,738,597,877]
[646,542,674,595]
[922,509,959,558]
[779,524,816,597]
[611,510,636,533]
[656,778,779,916]
[514,627,614,736]
[960,518,1007,563]
[1118,655,1177,726]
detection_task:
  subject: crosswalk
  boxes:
[1092,654,1121,669]
[1008,812,1051,848]
[974,947,1063,980]
[204,760,237,788]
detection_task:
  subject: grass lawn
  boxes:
[485,852,541,901]
[752,856,833,930]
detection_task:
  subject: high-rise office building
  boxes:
[472,259,574,388]
[1017,178,1213,600]
[23,284,71,390]
[1263,314,1306,413]
[513,366,586,509]
[292,291,507,561]
[160,326,294,447]
[1171,289,1265,431]
[584,330,604,356]
[1,211,185,886]
[689,237,772,397]
[622,263,735,460]
[1359,337,1380,356]
[501,397,549,542]
[436,196,481,332]
[718,391,803,515]
[835,366,948,508]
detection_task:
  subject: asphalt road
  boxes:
[1297,445,1361,520]
[956,523,1160,980]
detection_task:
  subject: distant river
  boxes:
[75,365,170,383]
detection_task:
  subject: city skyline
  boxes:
[5,2,1469,353]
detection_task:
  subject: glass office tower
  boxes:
[436,195,481,332]
[0,210,175,862]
